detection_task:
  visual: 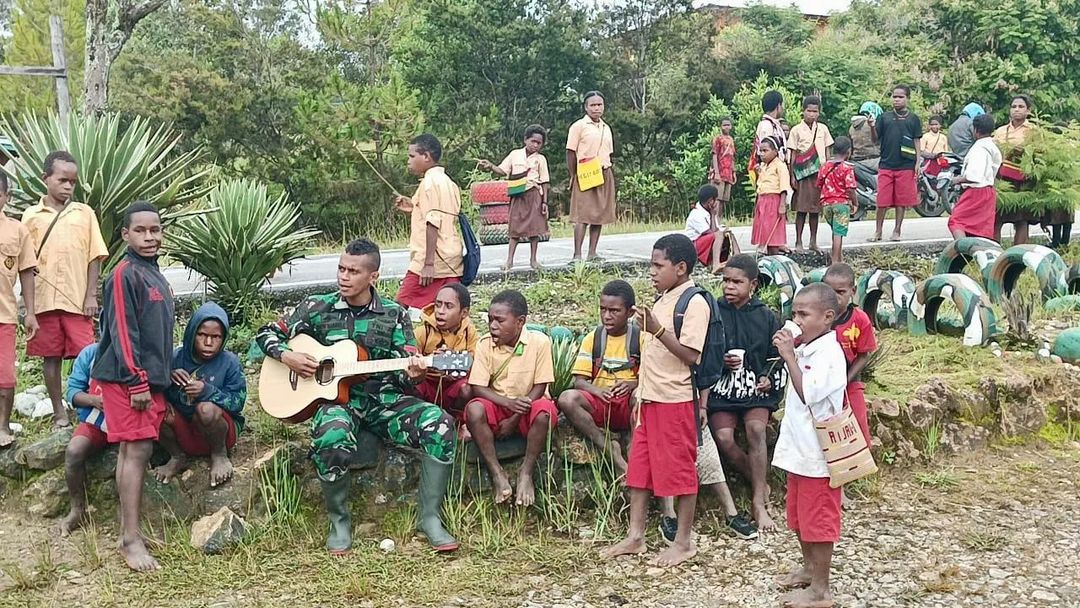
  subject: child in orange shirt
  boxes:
[0,172,39,447]
[414,283,477,416]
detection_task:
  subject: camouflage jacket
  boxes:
[255,289,419,403]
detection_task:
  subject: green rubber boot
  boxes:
[416,456,460,552]
[320,474,352,555]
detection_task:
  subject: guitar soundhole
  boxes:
[316,359,335,385]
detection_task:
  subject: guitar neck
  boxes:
[335,355,433,378]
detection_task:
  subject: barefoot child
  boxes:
[0,172,38,448]
[478,125,551,271]
[156,302,246,488]
[707,254,786,532]
[817,137,858,263]
[557,280,640,476]
[685,184,736,274]
[709,118,737,221]
[60,342,104,535]
[22,151,108,429]
[947,114,1001,241]
[466,290,557,506]
[91,202,174,572]
[602,234,708,568]
[413,283,478,416]
[789,96,834,252]
[772,284,848,608]
[750,137,791,255]
[823,264,877,447]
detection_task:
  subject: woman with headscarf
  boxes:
[993,95,1039,245]
[849,101,882,170]
[948,103,985,159]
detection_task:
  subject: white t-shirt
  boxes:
[684,203,712,241]
[772,332,848,478]
[961,137,1003,189]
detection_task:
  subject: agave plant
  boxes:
[167,179,320,320]
[550,334,582,399]
[0,112,210,269]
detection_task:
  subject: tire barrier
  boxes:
[1044,295,1080,313]
[986,244,1070,303]
[470,180,509,205]
[933,237,1003,289]
[801,267,828,286]
[477,223,550,246]
[1068,263,1080,294]
[856,269,917,330]
[478,202,510,226]
[757,255,803,320]
[909,274,998,346]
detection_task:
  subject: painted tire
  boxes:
[909,273,998,346]
[758,255,803,320]
[548,325,574,341]
[933,237,1003,289]
[1044,295,1080,313]
[856,269,917,330]
[801,267,828,286]
[478,203,511,225]
[526,323,549,335]
[1052,328,1080,364]
[1068,263,1080,294]
[478,223,509,246]
[986,244,1070,303]
[471,180,509,205]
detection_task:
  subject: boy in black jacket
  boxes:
[91,202,174,572]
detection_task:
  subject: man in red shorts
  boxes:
[91,202,174,572]
[394,133,463,313]
[870,85,923,242]
[557,279,639,475]
[154,302,246,489]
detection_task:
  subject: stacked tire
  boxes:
[471,180,550,246]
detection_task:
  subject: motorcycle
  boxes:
[851,154,963,221]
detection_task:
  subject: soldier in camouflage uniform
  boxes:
[255,238,459,554]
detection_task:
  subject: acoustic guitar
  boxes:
[259,334,473,423]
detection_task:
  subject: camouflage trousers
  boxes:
[310,393,456,482]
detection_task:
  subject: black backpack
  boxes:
[590,323,641,381]
[673,286,727,393]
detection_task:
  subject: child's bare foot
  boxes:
[794,243,805,252]
[775,566,812,590]
[119,537,160,572]
[492,471,513,504]
[653,540,697,567]
[59,507,88,537]
[209,453,234,487]
[809,244,821,252]
[601,536,646,559]
[0,428,14,448]
[153,456,189,484]
[754,503,777,532]
[782,587,834,608]
[515,471,536,507]
[608,439,628,476]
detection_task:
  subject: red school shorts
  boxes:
[0,323,16,389]
[395,272,461,310]
[469,397,558,438]
[581,391,633,431]
[415,375,470,414]
[847,382,871,445]
[26,310,95,359]
[73,422,109,451]
[877,168,918,209]
[165,406,238,457]
[625,400,698,497]
[786,472,842,543]
[693,232,716,265]
[100,382,166,443]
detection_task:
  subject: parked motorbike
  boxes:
[851,154,963,221]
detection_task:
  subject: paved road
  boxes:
[164,212,1080,296]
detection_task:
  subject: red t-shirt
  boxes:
[712,135,736,184]
[817,160,857,205]
[832,304,877,388]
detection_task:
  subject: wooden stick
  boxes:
[352,142,404,197]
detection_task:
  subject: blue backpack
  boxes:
[458,214,481,286]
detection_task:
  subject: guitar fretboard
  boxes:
[333,355,435,378]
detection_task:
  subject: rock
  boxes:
[0,444,24,478]
[994,375,1047,436]
[27,384,47,396]
[1032,590,1060,602]
[16,428,72,471]
[939,423,990,454]
[8,422,21,434]
[351,430,382,470]
[24,469,68,518]
[378,538,396,553]
[30,398,54,419]
[190,507,248,554]
[251,442,304,480]
[86,447,119,480]
[869,397,900,418]
[13,392,39,417]
[462,436,528,463]
[1051,327,1080,364]
[988,567,1009,579]
[143,476,197,523]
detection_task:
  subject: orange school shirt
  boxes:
[636,280,709,404]
[408,167,463,279]
[468,329,554,399]
[566,116,614,169]
[21,200,109,315]
[0,216,37,325]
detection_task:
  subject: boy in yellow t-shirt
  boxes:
[0,172,39,447]
[557,280,640,475]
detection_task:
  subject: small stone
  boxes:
[13,392,38,417]
[379,538,396,553]
[645,567,664,577]
[1032,590,1059,602]
[1050,354,1063,364]
[27,384,47,396]
[31,398,54,419]
[8,422,21,434]
[190,507,248,554]
[988,567,1009,579]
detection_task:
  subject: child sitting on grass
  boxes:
[772,284,848,608]
[466,290,557,507]
[817,136,858,263]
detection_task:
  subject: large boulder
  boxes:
[24,469,68,518]
[16,428,72,471]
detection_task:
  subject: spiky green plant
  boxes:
[167,179,319,320]
[0,112,210,269]
[550,335,581,399]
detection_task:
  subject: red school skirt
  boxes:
[948,186,997,240]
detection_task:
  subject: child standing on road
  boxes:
[817,136,858,263]
[0,172,38,448]
[789,96,834,252]
[478,125,551,271]
[750,137,791,255]
[709,118,737,222]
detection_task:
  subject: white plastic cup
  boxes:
[726,348,746,368]
[783,320,802,339]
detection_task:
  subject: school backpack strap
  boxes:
[627,321,641,373]
[673,286,705,340]
[590,326,607,382]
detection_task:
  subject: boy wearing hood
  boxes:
[155,302,247,488]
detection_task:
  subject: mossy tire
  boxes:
[986,244,1070,303]
[933,237,1003,289]
[909,273,998,346]
[856,269,917,330]
[757,255,804,320]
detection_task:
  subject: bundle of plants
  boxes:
[996,122,1080,215]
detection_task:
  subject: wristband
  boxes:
[652,326,666,339]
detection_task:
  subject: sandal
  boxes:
[866,235,882,243]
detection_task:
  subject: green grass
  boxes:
[915,470,961,490]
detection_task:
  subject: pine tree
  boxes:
[0,0,84,114]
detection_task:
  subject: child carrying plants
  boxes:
[709,117,737,221]
[0,171,37,448]
[772,284,848,608]
[789,96,834,252]
[466,290,557,507]
[478,124,551,271]
[750,136,792,255]
[817,136,858,263]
